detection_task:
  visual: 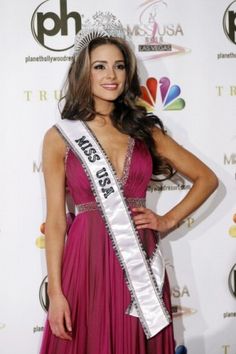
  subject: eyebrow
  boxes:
[91,60,125,65]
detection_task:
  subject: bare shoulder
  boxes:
[43,126,67,159]
[151,126,180,156]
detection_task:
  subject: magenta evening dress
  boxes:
[39,135,175,354]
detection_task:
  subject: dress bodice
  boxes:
[65,138,153,205]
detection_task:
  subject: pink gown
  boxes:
[40,136,175,354]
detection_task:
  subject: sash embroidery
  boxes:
[56,119,171,339]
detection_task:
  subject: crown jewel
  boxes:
[74,12,126,57]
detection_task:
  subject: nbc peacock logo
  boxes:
[139,77,185,111]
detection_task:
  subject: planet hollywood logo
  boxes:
[223,0,236,45]
[125,0,190,60]
[31,0,81,52]
[228,264,236,298]
[139,76,185,112]
[39,275,49,312]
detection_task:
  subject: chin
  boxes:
[95,93,122,102]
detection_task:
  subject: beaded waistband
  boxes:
[75,197,146,214]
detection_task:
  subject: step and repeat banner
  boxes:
[0,0,236,353]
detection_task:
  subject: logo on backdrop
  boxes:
[224,153,236,165]
[172,305,197,318]
[36,213,75,249]
[139,76,185,112]
[33,160,42,172]
[217,1,236,59]
[175,346,187,354]
[223,1,236,45]
[36,223,46,249]
[228,264,236,298]
[221,137,236,182]
[0,323,6,330]
[148,171,191,196]
[39,276,49,312]
[31,0,81,51]
[171,285,197,318]
[124,0,190,60]
[222,345,234,354]
[216,85,236,96]
[228,214,236,238]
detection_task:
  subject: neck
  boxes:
[94,98,114,116]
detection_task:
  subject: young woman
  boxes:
[39,34,218,354]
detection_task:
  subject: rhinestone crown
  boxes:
[74,11,126,57]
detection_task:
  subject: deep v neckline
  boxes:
[83,121,135,185]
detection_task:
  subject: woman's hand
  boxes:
[48,293,72,341]
[132,207,176,233]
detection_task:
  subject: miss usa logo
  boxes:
[31,0,81,51]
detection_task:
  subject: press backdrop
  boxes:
[0,1,236,353]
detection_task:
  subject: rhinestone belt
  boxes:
[76,197,146,214]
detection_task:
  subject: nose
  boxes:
[106,67,116,80]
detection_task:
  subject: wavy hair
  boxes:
[60,36,173,179]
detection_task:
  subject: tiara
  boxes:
[74,11,126,57]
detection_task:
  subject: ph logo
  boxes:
[228,264,236,298]
[31,0,81,52]
[223,0,236,45]
[39,275,49,312]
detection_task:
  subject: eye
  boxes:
[114,63,126,70]
[93,64,106,70]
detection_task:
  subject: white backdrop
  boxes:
[0,1,236,353]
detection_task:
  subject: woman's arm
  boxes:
[42,127,72,340]
[133,127,219,233]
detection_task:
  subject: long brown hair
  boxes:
[60,36,173,178]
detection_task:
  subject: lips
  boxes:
[101,84,119,90]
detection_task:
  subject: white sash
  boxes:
[56,119,171,339]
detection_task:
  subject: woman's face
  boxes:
[90,44,126,106]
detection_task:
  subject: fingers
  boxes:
[133,215,154,229]
[137,223,151,229]
[52,323,72,341]
[134,217,150,228]
[132,207,159,230]
[50,314,72,341]
[132,207,151,221]
[132,207,146,213]
[132,207,175,233]
[64,309,72,333]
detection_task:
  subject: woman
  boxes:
[39,34,218,354]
